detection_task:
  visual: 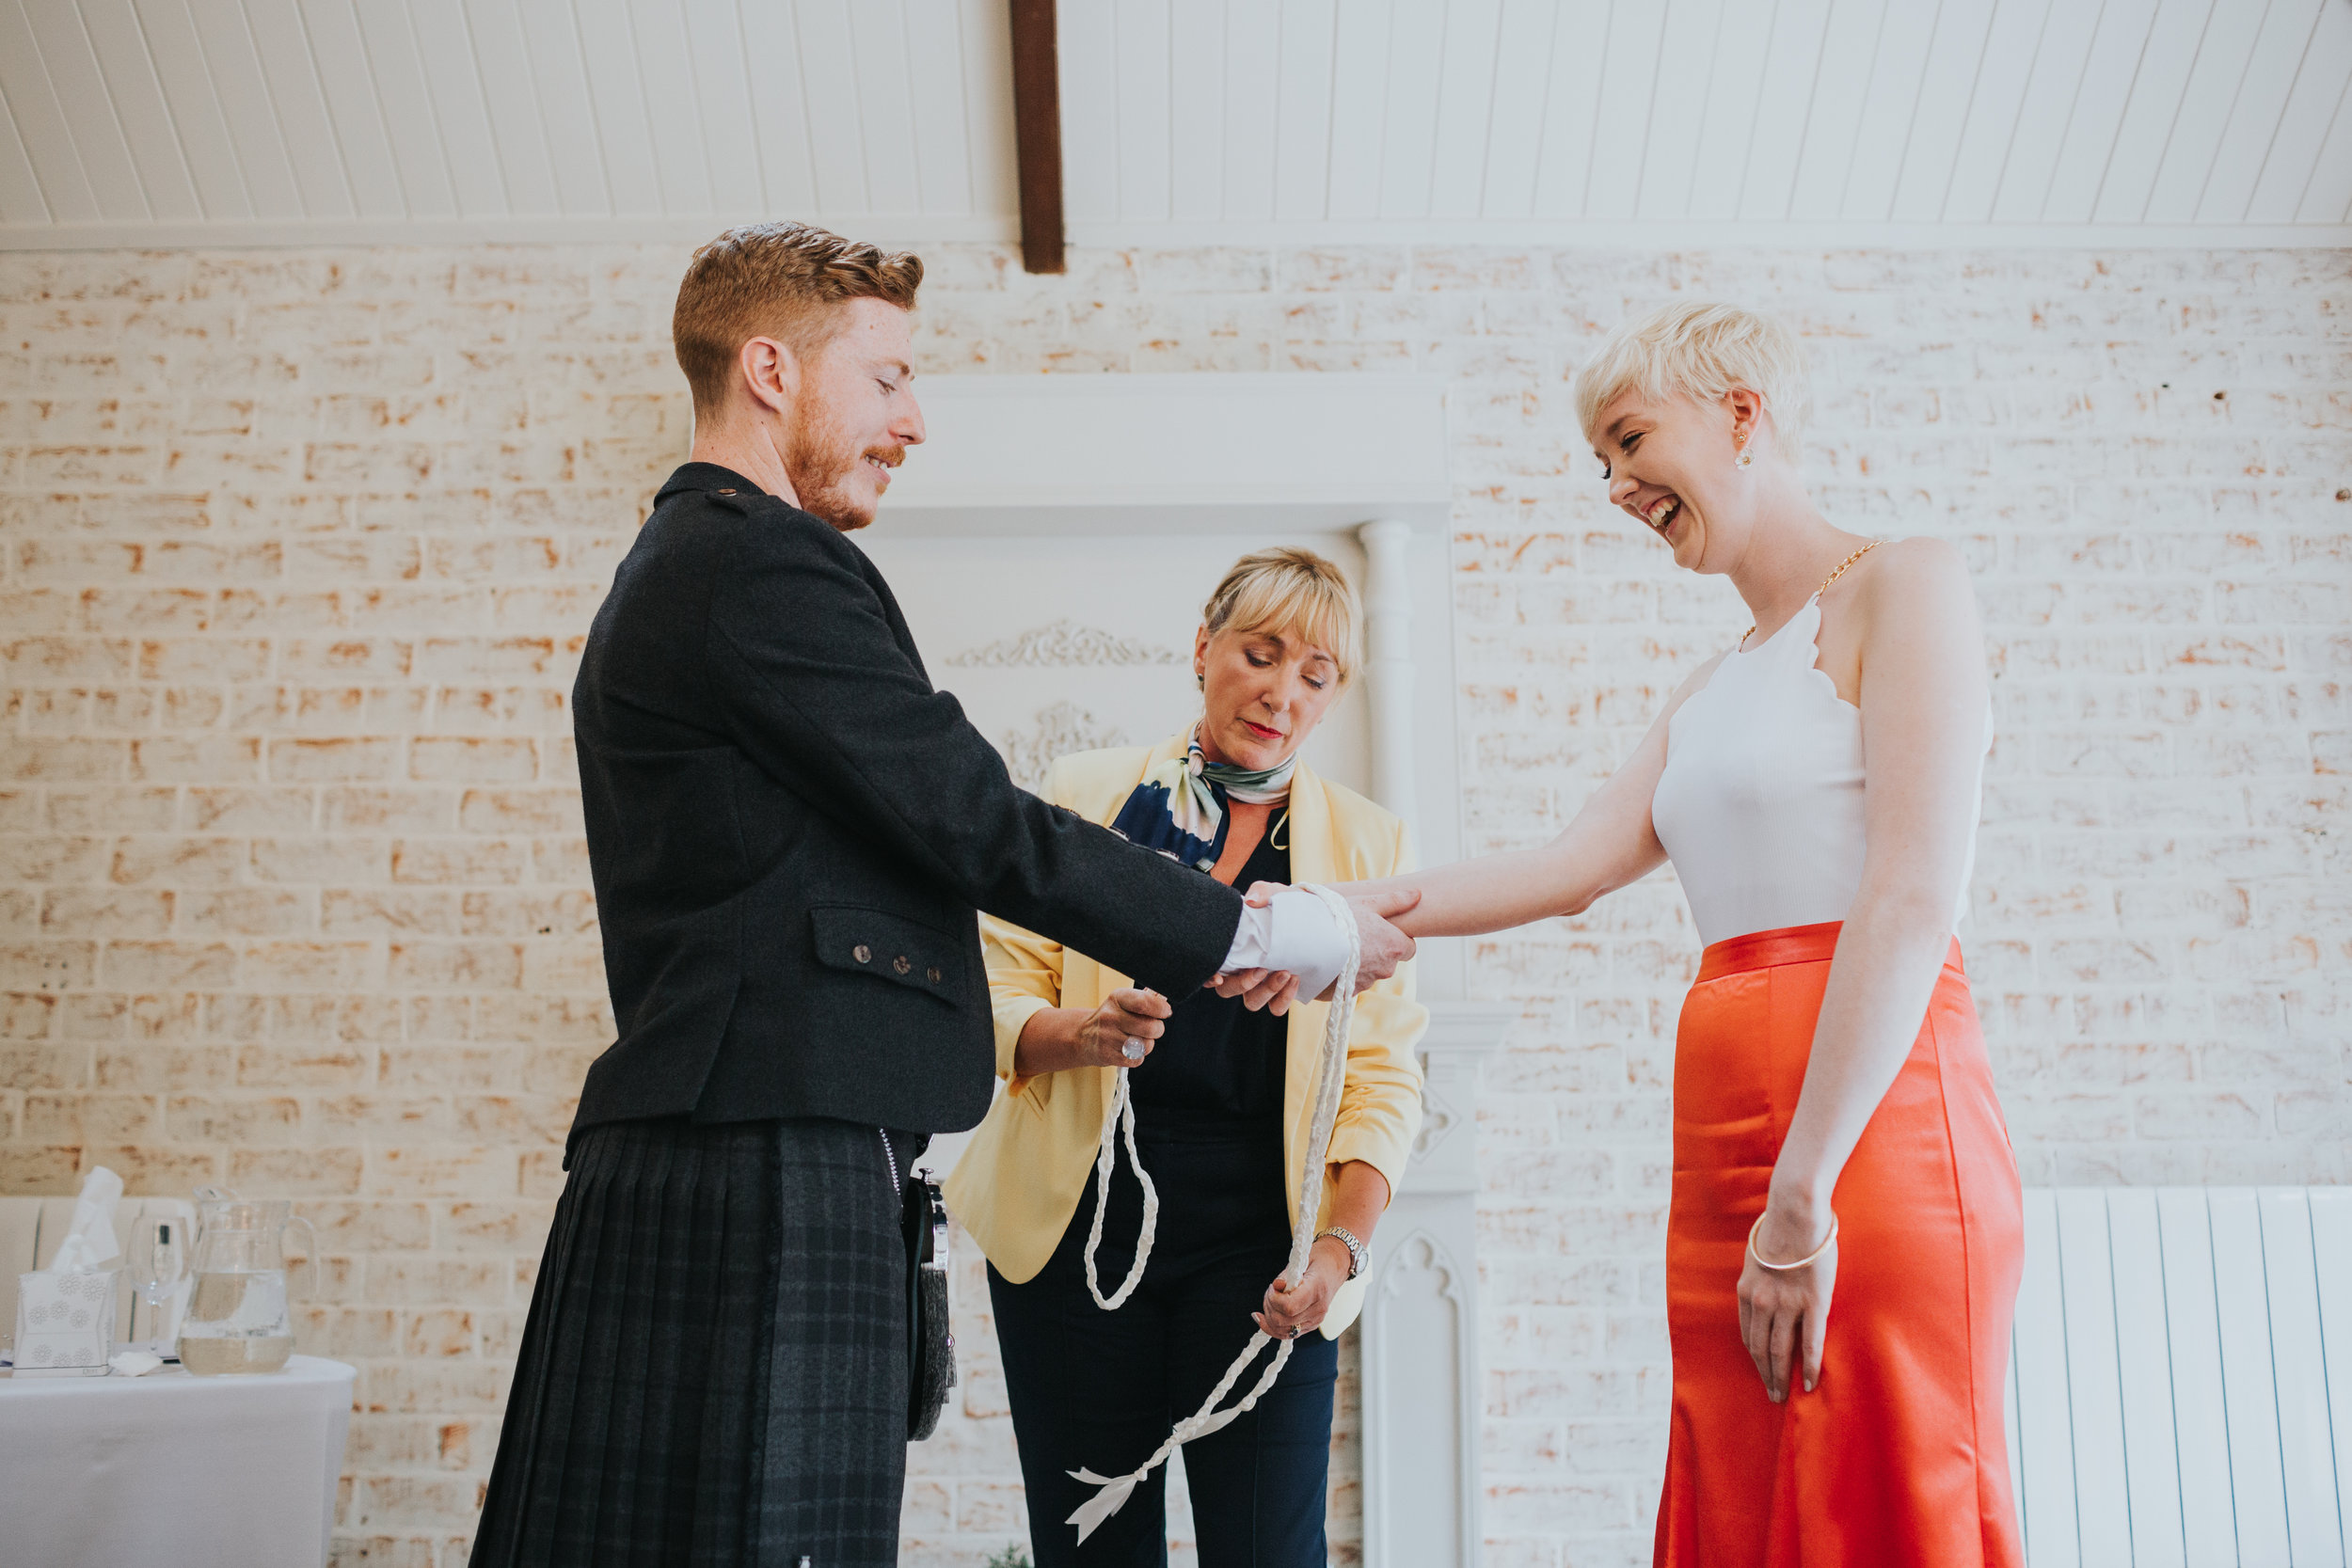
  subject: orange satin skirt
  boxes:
[1655,921,2024,1568]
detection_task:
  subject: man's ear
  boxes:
[738,335,800,420]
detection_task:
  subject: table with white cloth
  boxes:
[0,1354,354,1568]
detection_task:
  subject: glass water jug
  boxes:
[179,1196,314,1376]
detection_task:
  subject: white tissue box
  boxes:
[13,1270,118,1376]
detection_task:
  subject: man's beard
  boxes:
[784,403,901,531]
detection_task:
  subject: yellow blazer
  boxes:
[944,734,1427,1339]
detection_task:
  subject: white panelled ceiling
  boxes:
[4,0,2350,249]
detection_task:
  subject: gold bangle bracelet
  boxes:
[1747,1212,1838,1272]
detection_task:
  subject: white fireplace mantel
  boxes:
[880,373,1499,1568]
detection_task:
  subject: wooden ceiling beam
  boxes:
[1008,0,1065,274]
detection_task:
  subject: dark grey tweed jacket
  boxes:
[567,462,1243,1145]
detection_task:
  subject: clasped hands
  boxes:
[1210,881,1421,1014]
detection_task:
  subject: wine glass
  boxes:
[124,1216,189,1357]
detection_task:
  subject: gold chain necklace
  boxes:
[1738,539,1886,650]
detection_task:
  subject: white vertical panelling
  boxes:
[687,0,767,215]
[22,0,151,219]
[2211,1187,2293,1564]
[1325,0,1391,222]
[626,0,717,215]
[1582,0,1669,220]
[2154,1189,2238,1566]
[1785,0,1884,221]
[8,0,2352,239]
[1115,0,1172,221]
[1941,0,2054,221]
[1269,0,1335,221]
[2312,1188,2352,1555]
[1375,0,1446,218]
[1890,0,1999,222]
[409,0,511,216]
[1839,0,1940,220]
[2198,0,2327,221]
[1425,0,1501,221]
[2092,0,2217,222]
[958,0,1017,220]
[127,0,251,218]
[904,0,976,216]
[2144,0,2273,222]
[2299,71,2352,220]
[1738,0,1834,220]
[1527,0,1611,217]
[0,1,103,222]
[737,0,817,215]
[2041,0,2162,223]
[849,0,919,212]
[2246,0,2352,221]
[2259,1190,2344,1568]
[515,0,613,214]
[1168,0,1224,222]
[184,0,308,220]
[573,0,664,214]
[1220,0,1280,221]
[238,0,363,217]
[1478,0,1557,219]
[0,81,52,223]
[2103,1191,2186,1568]
[2012,1190,2081,1568]
[2054,1189,2132,1568]
[1684,0,1778,222]
[1635,0,1724,220]
[462,0,562,215]
[1989,0,2102,221]
[349,0,461,216]
[76,0,202,220]
[1058,0,1118,221]
[678,0,761,217]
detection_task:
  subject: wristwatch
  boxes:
[1317,1225,1368,1281]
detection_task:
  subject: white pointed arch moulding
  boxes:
[862,373,1510,1566]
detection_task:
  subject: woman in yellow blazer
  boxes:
[947,548,1428,1567]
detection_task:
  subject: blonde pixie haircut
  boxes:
[1201,547,1361,685]
[1573,301,1813,463]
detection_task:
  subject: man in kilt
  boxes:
[470,223,1420,1567]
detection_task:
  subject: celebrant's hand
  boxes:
[1737,1197,1837,1402]
[1253,1236,1350,1339]
[1077,989,1171,1068]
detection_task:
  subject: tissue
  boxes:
[14,1166,124,1376]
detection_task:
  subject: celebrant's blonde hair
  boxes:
[1573,300,1812,463]
[1201,548,1361,685]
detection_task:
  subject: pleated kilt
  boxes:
[472,1116,913,1568]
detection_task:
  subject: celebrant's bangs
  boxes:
[1201,547,1360,685]
[1574,299,1812,463]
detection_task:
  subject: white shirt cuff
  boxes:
[1218,888,1347,1002]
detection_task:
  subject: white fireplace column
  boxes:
[1357,518,1419,832]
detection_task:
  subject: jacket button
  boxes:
[926,966,942,984]
[852,944,871,964]
[893,955,912,974]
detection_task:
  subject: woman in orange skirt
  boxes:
[1231,301,2024,1564]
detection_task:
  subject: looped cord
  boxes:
[1067,883,1361,1544]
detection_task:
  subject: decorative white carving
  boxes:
[949,618,1183,669]
[1366,1230,1470,1568]
[1001,701,1129,794]
[1411,1085,1459,1162]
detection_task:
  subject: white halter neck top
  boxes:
[1649,595,1988,950]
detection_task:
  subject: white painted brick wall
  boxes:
[1,242,2345,1568]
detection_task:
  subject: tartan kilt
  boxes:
[473,1116,910,1568]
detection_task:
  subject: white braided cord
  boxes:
[1067,882,1361,1543]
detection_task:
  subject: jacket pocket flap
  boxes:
[810,905,964,998]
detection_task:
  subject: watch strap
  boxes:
[1318,1225,1368,1281]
